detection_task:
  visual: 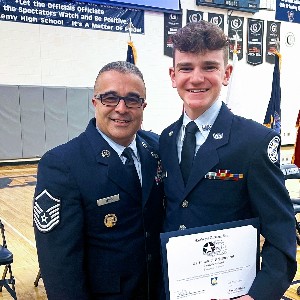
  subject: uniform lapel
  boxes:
[159,115,185,198]
[184,104,234,196]
[107,156,140,200]
[136,135,159,206]
[85,118,140,200]
[160,116,186,196]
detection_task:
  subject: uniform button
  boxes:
[147,254,152,261]
[179,224,186,230]
[182,200,189,208]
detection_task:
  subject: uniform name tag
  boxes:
[97,194,120,206]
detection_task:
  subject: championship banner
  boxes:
[228,16,244,61]
[164,12,182,58]
[186,9,204,24]
[247,19,264,66]
[266,21,281,64]
[0,0,144,33]
[208,12,224,31]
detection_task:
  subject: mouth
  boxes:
[110,118,131,124]
[188,89,208,93]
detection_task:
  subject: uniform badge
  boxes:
[205,170,244,181]
[101,150,110,158]
[155,160,163,185]
[213,133,223,140]
[33,189,61,233]
[97,194,120,206]
[268,136,280,163]
[104,214,117,227]
[202,124,212,131]
[151,151,159,159]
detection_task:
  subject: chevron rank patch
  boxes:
[268,136,280,163]
[33,189,61,233]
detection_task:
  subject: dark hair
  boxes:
[171,21,229,64]
[95,61,144,89]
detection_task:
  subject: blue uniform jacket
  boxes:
[34,118,165,300]
[159,103,296,300]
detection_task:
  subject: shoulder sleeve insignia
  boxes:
[267,136,280,163]
[33,189,61,233]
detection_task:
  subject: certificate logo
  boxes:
[211,277,218,285]
[203,240,227,256]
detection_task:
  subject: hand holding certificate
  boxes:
[160,219,259,300]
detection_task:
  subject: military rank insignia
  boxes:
[33,189,61,233]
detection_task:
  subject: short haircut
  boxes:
[94,61,144,90]
[171,21,229,64]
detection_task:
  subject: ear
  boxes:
[169,67,177,88]
[92,98,97,108]
[142,102,147,110]
[222,64,233,86]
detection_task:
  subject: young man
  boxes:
[159,21,296,300]
[34,61,164,299]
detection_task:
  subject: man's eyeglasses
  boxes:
[94,93,145,108]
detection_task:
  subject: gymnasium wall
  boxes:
[0,85,94,159]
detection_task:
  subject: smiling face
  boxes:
[170,49,232,120]
[93,70,146,146]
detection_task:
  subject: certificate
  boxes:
[160,218,260,300]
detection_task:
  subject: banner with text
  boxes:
[276,0,300,24]
[164,12,182,58]
[247,18,264,66]
[266,21,281,64]
[208,12,224,31]
[186,9,204,24]
[228,16,244,61]
[77,0,181,13]
[0,0,144,33]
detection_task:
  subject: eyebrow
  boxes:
[176,62,192,68]
[101,91,141,97]
[176,60,221,68]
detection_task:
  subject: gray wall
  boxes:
[0,85,94,160]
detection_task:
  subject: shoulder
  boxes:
[137,129,159,146]
[230,111,277,140]
[160,117,182,139]
[40,132,86,167]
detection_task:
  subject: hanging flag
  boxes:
[292,110,300,167]
[125,18,137,65]
[263,52,281,134]
[126,41,137,64]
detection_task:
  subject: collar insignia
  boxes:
[213,133,223,140]
[101,150,110,158]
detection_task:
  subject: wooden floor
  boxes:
[0,162,300,300]
[0,164,46,300]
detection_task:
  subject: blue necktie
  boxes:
[180,121,198,185]
[122,147,141,191]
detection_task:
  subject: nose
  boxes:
[190,68,204,84]
[114,99,128,113]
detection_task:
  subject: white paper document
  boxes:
[166,225,257,300]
